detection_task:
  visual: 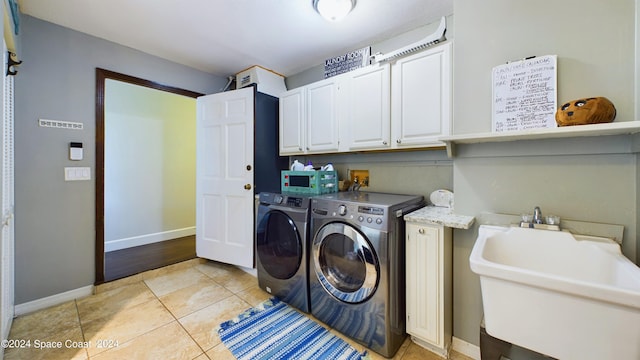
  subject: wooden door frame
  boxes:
[95,68,203,284]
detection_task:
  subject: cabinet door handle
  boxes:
[396,139,402,144]
[382,141,388,145]
[298,147,303,151]
[418,228,425,234]
[244,184,252,190]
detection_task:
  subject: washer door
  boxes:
[313,222,379,303]
[256,209,303,280]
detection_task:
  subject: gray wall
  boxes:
[14,15,226,304]
[451,0,637,346]
[287,0,638,349]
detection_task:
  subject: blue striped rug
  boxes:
[217,297,369,360]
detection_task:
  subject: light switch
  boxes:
[65,167,91,181]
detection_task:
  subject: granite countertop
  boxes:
[404,206,475,229]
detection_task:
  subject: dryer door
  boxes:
[256,209,303,280]
[312,222,379,303]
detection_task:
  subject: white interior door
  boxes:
[196,87,254,268]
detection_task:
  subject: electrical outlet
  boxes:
[349,169,369,187]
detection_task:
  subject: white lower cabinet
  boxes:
[406,222,452,357]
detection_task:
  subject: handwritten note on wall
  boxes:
[492,55,557,132]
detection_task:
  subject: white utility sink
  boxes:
[470,225,640,360]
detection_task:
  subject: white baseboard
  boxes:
[2,316,12,341]
[14,285,94,316]
[105,227,195,252]
[452,336,481,360]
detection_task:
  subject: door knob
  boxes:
[244,184,252,190]
[246,165,252,171]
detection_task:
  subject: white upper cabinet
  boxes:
[279,87,306,155]
[306,77,340,153]
[279,78,340,155]
[278,41,452,155]
[391,42,452,148]
[344,64,391,151]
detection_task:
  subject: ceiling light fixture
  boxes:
[313,0,356,22]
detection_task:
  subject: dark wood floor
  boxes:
[104,235,197,282]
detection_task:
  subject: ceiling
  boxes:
[17,0,453,78]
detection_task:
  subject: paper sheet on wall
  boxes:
[492,55,557,132]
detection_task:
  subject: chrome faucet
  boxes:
[520,206,560,231]
[533,206,543,224]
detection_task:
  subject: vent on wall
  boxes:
[371,16,447,63]
[38,119,83,130]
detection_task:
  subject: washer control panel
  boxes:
[357,205,385,226]
[312,199,388,230]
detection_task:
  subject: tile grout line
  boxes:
[140,265,248,358]
[73,299,90,360]
[142,266,230,358]
[91,277,208,358]
[84,280,177,359]
[83,275,198,359]
[141,278,210,356]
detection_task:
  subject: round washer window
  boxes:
[256,210,302,280]
[313,222,378,303]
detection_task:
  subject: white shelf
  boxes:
[440,121,640,157]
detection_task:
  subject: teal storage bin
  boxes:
[281,170,338,194]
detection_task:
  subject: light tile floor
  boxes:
[5,259,474,360]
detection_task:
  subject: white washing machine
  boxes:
[309,191,425,357]
[256,192,311,313]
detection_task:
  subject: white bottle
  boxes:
[290,160,304,171]
[303,161,314,171]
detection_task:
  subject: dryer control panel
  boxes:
[286,196,305,207]
[260,192,310,209]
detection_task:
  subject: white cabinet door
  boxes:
[279,87,305,155]
[345,64,391,150]
[196,88,255,268]
[392,42,451,148]
[406,222,452,357]
[306,78,340,153]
